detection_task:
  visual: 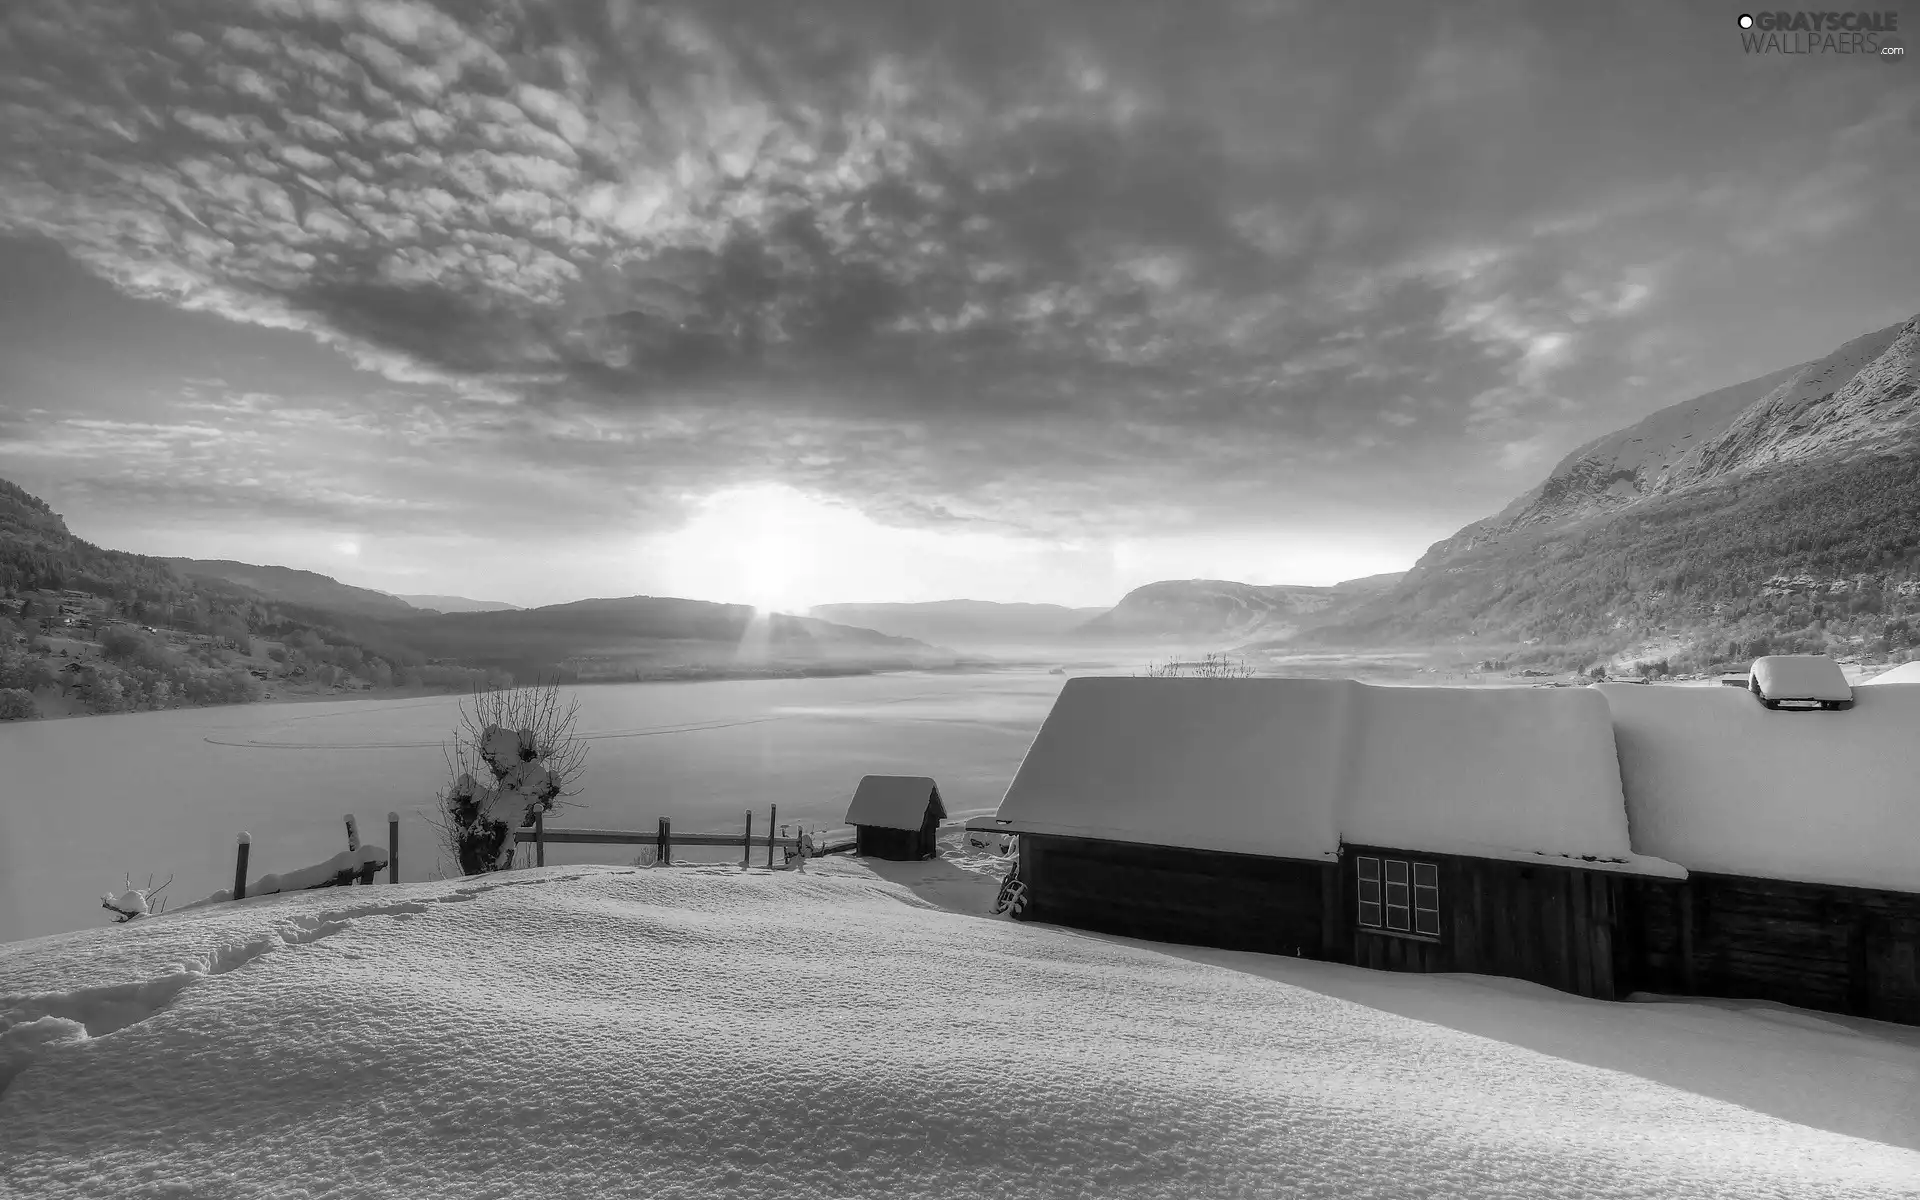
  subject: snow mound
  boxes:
[3,867,1914,1198]
[1750,655,1852,703]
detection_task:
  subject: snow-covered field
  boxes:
[0,671,1067,944]
[4,849,1918,1199]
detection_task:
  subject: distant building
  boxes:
[845,775,946,861]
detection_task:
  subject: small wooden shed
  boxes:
[845,775,946,860]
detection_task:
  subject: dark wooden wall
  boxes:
[1336,845,1628,1001]
[855,808,940,860]
[1620,872,1920,1024]
[1016,834,1920,1024]
[1017,834,1332,958]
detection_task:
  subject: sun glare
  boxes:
[653,483,869,614]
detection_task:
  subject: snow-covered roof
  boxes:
[989,677,1676,873]
[992,677,1353,861]
[1857,660,1920,686]
[1600,683,1920,892]
[845,775,945,830]
[1748,655,1851,703]
[1344,684,1646,869]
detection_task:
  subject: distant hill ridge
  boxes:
[391,594,521,613]
[1078,574,1404,644]
[170,559,418,618]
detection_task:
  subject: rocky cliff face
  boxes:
[1421,316,1919,565]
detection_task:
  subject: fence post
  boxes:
[743,810,753,868]
[344,814,360,852]
[658,816,671,866]
[535,809,545,868]
[767,805,777,869]
[387,811,399,883]
[233,832,250,902]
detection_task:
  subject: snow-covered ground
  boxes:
[4,842,1918,1198]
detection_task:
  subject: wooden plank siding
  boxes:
[1338,845,1627,1001]
[855,820,937,861]
[1619,872,1920,1024]
[1017,834,1332,958]
[1016,835,1920,1025]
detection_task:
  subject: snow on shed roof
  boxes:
[1748,655,1851,702]
[1600,683,1920,892]
[989,677,1677,873]
[845,775,945,831]
[1857,660,1920,686]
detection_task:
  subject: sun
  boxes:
[652,483,861,614]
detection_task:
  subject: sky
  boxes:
[0,0,1916,612]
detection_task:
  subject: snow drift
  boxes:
[3,865,1916,1199]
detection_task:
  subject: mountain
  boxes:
[169,559,418,618]
[0,479,189,603]
[394,596,955,681]
[807,600,1109,647]
[392,594,521,613]
[1304,311,1920,672]
[1078,574,1403,644]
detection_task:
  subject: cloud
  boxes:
[0,0,1916,562]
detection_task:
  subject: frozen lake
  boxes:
[0,670,1069,945]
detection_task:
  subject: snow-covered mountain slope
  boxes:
[1435,315,1917,556]
[1078,574,1402,644]
[3,865,1917,1198]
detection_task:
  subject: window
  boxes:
[1357,856,1382,928]
[1413,862,1440,936]
[1355,855,1440,939]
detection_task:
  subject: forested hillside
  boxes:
[1303,440,1920,675]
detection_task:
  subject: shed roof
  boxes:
[1749,655,1851,702]
[1599,682,1920,892]
[987,676,1678,875]
[845,775,945,831]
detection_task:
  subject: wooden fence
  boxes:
[513,806,857,867]
[220,807,861,906]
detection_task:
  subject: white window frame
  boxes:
[1355,854,1440,940]
[1356,856,1383,928]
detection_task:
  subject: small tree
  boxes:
[437,679,588,875]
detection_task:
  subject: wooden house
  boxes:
[973,669,1920,1025]
[974,678,1682,1001]
[845,775,946,861]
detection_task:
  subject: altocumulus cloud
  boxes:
[1,0,1917,550]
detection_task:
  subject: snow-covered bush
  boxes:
[437,680,588,875]
[100,874,170,923]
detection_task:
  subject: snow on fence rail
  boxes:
[511,806,856,867]
[179,812,398,911]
